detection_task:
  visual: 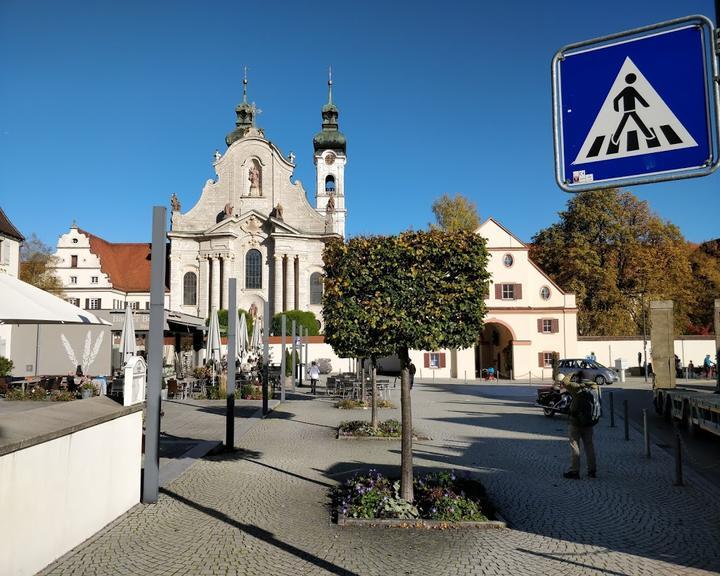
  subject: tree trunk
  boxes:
[399,346,413,502]
[371,358,378,430]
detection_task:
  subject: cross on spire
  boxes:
[243,65,248,104]
[328,66,333,105]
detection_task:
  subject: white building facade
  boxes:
[0,207,23,278]
[167,77,346,329]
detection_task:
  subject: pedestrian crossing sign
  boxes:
[553,16,719,192]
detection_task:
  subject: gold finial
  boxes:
[328,65,333,104]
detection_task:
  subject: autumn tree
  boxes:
[687,239,720,334]
[530,189,693,335]
[323,230,490,501]
[19,233,64,295]
[431,193,480,232]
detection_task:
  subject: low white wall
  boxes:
[0,410,142,576]
[577,336,716,370]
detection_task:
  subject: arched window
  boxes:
[310,272,323,305]
[246,249,262,289]
[325,175,336,193]
[183,272,197,306]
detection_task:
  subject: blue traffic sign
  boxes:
[553,15,719,191]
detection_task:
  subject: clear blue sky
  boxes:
[1,0,718,248]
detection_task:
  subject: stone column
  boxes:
[295,254,303,310]
[273,254,283,317]
[199,256,210,319]
[221,255,229,310]
[286,254,295,311]
[211,256,221,312]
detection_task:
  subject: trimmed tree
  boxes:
[323,230,490,501]
[272,310,320,337]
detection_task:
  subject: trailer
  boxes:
[654,387,720,437]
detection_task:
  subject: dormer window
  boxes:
[325,175,336,193]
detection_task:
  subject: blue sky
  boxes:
[1,0,718,248]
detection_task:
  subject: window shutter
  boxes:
[552,319,559,333]
[515,284,522,299]
[495,284,502,299]
[97,299,102,309]
[537,319,543,333]
[85,298,89,310]
[424,353,430,368]
[439,353,446,368]
[538,352,544,368]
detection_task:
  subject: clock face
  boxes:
[325,153,335,165]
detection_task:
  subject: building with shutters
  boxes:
[167,74,346,330]
[0,207,24,278]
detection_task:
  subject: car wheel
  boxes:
[595,375,606,386]
[543,407,555,417]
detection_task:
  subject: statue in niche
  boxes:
[326,192,335,213]
[248,302,258,319]
[223,202,234,219]
[248,162,261,195]
[170,193,181,212]
[213,149,221,162]
[274,203,284,220]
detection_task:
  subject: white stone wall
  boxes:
[0,235,21,277]
[314,150,347,237]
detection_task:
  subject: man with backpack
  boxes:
[559,371,601,479]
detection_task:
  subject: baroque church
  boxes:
[167,74,347,330]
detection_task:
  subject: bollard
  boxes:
[464,370,467,385]
[609,392,615,427]
[623,399,629,441]
[673,433,683,486]
[643,408,651,458]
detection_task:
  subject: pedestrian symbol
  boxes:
[573,57,697,165]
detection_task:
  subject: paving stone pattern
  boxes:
[39,382,720,576]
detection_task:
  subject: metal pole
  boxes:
[643,296,648,383]
[291,319,297,390]
[609,391,615,427]
[280,315,286,402]
[298,326,303,388]
[226,279,236,450]
[262,301,269,415]
[643,408,651,458]
[304,326,309,386]
[623,399,629,441]
[673,433,683,486]
[142,206,166,504]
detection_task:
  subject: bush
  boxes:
[0,356,13,377]
[336,399,368,410]
[5,388,25,401]
[272,310,319,336]
[338,419,402,437]
[50,390,76,402]
[333,469,488,522]
[238,384,262,400]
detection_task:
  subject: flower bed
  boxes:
[238,384,263,400]
[5,389,76,402]
[338,419,401,437]
[336,399,396,410]
[333,469,504,528]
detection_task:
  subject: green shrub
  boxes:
[5,388,25,401]
[338,419,402,437]
[237,384,262,400]
[50,390,76,402]
[272,310,319,336]
[0,356,13,377]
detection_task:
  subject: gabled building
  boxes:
[0,207,24,278]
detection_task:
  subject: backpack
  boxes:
[574,386,602,427]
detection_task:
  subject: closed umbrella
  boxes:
[119,307,137,363]
[250,315,260,352]
[207,308,222,384]
[237,313,248,363]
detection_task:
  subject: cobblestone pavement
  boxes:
[39,381,720,576]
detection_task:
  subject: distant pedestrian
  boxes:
[589,352,597,362]
[704,354,713,378]
[308,361,320,395]
[688,361,695,379]
[409,361,416,389]
[559,371,600,479]
[638,352,642,369]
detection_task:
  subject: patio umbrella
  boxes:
[250,315,260,352]
[0,274,109,325]
[207,308,222,383]
[237,313,248,363]
[119,307,137,363]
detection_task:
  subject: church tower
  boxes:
[313,68,347,237]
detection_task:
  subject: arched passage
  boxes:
[475,320,515,378]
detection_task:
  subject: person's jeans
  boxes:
[569,423,596,473]
[311,378,317,394]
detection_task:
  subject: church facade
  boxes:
[167,76,346,330]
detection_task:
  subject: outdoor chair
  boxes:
[325,376,338,396]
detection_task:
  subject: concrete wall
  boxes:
[0,409,142,576]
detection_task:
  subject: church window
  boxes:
[246,249,262,289]
[502,254,514,267]
[325,175,336,193]
[310,272,323,305]
[540,286,551,300]
[183,272,197,306]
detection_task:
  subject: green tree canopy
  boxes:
[323,230,490,500]
[431,193,480,232]
[19,233,64,295]
[207,308,254,339]
[530,189,693,336]
[271,310,320,337]
[687,239,720,334]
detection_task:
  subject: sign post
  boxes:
[553,15,719,192]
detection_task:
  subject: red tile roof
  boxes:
[78,229,160,293]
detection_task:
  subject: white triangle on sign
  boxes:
[572,57,697,165]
